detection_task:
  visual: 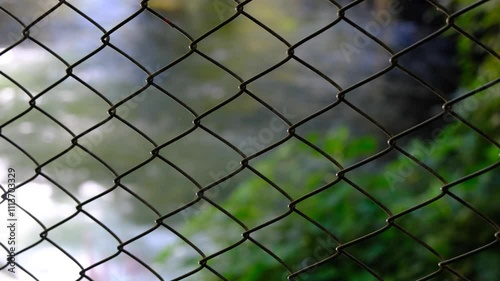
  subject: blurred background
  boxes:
[0,0,498,280]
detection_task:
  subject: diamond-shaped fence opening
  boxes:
[0,0,499,280]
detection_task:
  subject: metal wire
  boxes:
[0,0,498,280]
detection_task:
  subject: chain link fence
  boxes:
[0,0,499,280]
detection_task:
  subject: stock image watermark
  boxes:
[5,168,17,274]
[340,0,403,63]
[283,235,338,281]
[180,106,297,220]
[212,0,241,22]
[49,67,171,181]
[384,71,499,189]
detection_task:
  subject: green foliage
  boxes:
[158,1,499,279]
[160,118,498,279]
[454,0,500,87]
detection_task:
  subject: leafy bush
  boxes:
[158,116,498,279]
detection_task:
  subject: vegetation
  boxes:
[158,119,498,280]
[158,1,499,280]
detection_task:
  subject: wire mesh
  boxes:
[0,0,498,280]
